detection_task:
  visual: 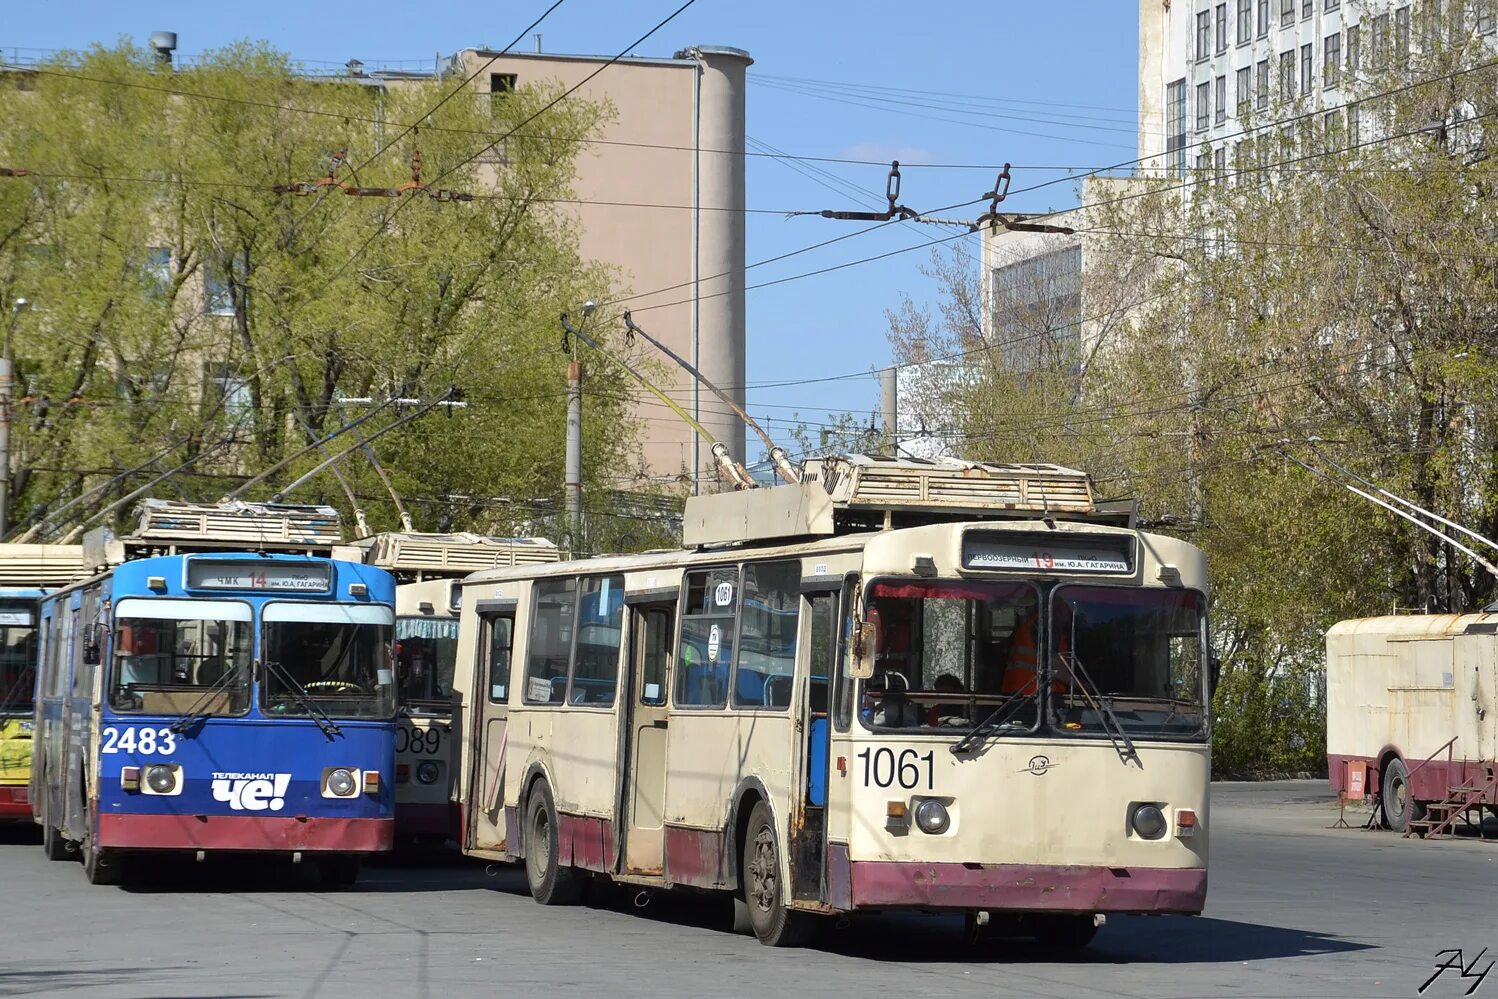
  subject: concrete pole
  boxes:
[565,356,583,552]
[880,366,898,457]
[0,355,11,536]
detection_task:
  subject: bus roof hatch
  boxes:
[350,532,560,580]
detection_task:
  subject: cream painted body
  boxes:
[394,579,459,818]
[451,519,1211,908]
[1326,615,1498,765]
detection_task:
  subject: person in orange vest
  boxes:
[1001,607,1071,696]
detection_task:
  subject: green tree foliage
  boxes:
[888,12,1498,774]
[0,41,644,542]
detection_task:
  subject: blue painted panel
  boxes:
[807,717,828,807]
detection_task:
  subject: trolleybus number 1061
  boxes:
[857,748,935,790]
[396,726,442,755]
[100,726,178,756]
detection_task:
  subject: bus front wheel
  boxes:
[524,781,581,905]
[1032,913,1098,951]
[740,800,815,947]
[83,846,122,886]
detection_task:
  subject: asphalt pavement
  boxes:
[1,781,1495,998]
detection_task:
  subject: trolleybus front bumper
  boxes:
[839,857,1206,914]
[98,813,393,854]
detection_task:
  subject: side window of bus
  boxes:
[732,561,800,710]
[807,592,835,717]
[832,579,857,732]
[524,578,576,705]
[638,606,672,706]
[570,574,624,707]
[485,615,514,703]
[676,566,738,708]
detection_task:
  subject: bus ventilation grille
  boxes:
[131,499,345,546]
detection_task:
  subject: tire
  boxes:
[1033,914,1099,951]
[83,846,123,886]
[1381,757,1422,831]
[42,820,72,862]
[524,782,581,905]
[740,800,815,947]
[320,857,362,887]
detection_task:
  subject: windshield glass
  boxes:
[859,580,1041,732]
[262,606,395,719]
[110,617,252,716]
[0,602,38,715]
[1050,586,1206,739]
[396,616,457,713]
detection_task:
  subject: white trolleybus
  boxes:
[449,456,1213,947]
[349,533,559,845]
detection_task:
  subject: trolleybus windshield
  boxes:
[109,599,252,716]
[859,580,1042,732]
[261,604,395,719]
[395,616,458,712]
[0,601,38,716]
[1049,586,1206,739]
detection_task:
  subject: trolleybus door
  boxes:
[467,607,516,855]
[619,601,673,876]
[788,589,838,902]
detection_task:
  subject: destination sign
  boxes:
[0,610,34,626]
[186,560,332,593]
[962,533,1134,574]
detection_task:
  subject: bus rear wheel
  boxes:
[42,821,72,862]
[524,781,581,905]
[1032,913,1098,951]
[320,857,361,888]
[740,800,815,947]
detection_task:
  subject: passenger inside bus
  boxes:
[110,618,251,714]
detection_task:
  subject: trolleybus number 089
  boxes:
[397,726,441,755]
[100,726,178,755]
[856,748,934,789]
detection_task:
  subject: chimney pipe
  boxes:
[149,31,177,68]
[534,33,542,53]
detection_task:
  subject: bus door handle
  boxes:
[648,720,668,730]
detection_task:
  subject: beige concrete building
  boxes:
[439,45,752,486]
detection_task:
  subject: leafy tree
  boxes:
[0,41,643,544]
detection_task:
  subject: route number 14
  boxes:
[856,748,934,789]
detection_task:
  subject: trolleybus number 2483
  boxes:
[99,726,179,756]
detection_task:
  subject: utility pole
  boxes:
[564,301,595,554]
[879,366,898,457]
[0,298,29,536]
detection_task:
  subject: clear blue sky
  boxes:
[2,1,1141,451]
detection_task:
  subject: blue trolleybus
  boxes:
[32,551,398,885]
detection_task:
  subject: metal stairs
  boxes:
[1405,762,1497,840]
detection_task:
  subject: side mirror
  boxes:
[1208,654,1222,698]
[82,639,101,666]
[846,621,876,680]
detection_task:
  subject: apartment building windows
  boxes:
[1197,10,1212,60]
[1324,0,1339,9]
[1167,79,1188,175]
[1348,102,1361,147]
[1281,0,1295,26]
[1256,59,1270,108]
[1372,13,1389,70]
[1280,49,1296,101]
[1324,31,1341,87]
[1217,3,1230,52]
[1214,146,1227,180]
[1237,65,1253,114]
[1481,8,1496,33]
[1215,75,1227,123]
[1324,110,1344,151]
[1395,6,1410,65]
[1196,149,1213,174]
[1197,80,1212,130]
[1346,23,1360,71]
[1258,0,1270,35]
[1301,43,1313,93]
[204,261,236,316]
[1302,0,1312,16]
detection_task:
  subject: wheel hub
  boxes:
[748,827,776,912]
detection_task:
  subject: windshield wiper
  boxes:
[1062,650,1140,767]
[950,690,1033,756]
[168,662,246,734]
[263,659,342,739]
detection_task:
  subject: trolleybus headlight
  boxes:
[144,765,177,795]
[913,798,950,835]
[416,761,441,785]
[1131,803,1168,840]
[326,768,357,797]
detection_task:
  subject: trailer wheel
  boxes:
[524,781,581,905]
[1381,757,1413,831]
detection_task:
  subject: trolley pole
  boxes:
[879,366,898,458]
